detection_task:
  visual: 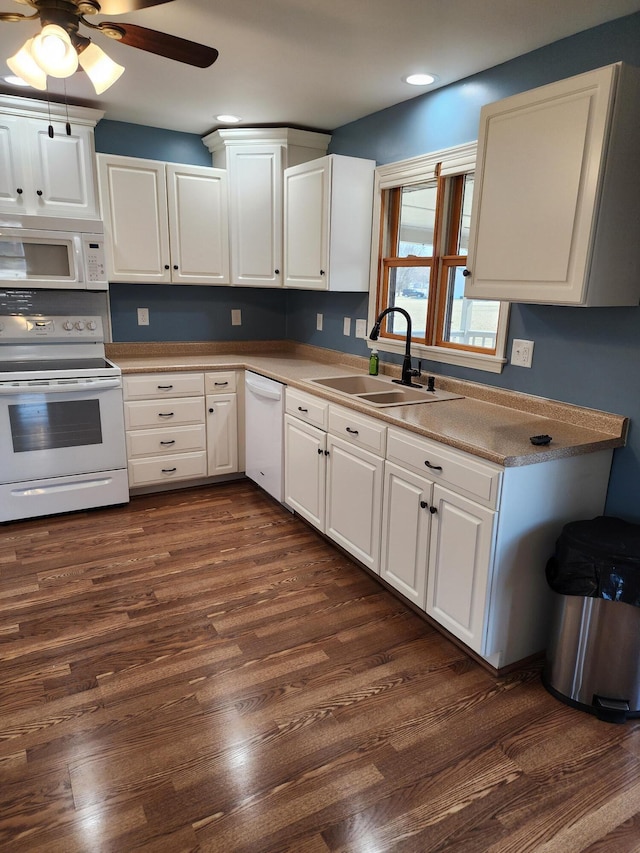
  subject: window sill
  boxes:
[371,339,506,374]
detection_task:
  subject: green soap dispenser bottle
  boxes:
[369,348,379,376]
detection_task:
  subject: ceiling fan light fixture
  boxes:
[31,24,78,78]
[6,38,47,90]
[78,42,125,94]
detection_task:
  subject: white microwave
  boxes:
[0,224,107,290]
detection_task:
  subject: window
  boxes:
[370,143,509,373]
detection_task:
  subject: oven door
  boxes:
[0,378,126,485]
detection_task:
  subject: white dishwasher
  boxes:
[244,371,285,502]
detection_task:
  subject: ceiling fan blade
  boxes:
[92,0,175,13]
[97,22,218,67]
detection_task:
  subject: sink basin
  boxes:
[308,375,463,407]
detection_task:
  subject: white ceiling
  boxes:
[1,0,640,136]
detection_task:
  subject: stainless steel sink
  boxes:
[308,375,463,407]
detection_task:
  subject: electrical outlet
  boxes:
[316,313,323,331]
[355,319,367,339]
[231,309,242,326]
[343,317,351,336]
[137,308,149,326]
[511,338,534,368]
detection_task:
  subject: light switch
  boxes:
[316,313,323,331]
[343,317,351,336]
[355,319,367,339]
[137,308,149,326]
[231,309,242,326]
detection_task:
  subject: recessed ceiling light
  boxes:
[3,74,31,87]
[404,73,438,86]
[216,114,242,124]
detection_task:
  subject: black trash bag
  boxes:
[546,516,640,607]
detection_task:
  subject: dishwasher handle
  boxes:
[245,372,283,401]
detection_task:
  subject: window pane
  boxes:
[442,266,499,350]
[397,184,437,258]
[457,175,474,255]
[387,266,430,338]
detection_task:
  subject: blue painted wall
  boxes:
[98,10,640,520]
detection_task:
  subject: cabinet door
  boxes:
[284,414,326,529]
[166,164,230,285]
[206,393,238,476]
[30,121,98,218]
[325,435,383,574]
[98,154,171,283]
[0,114,29,214]
[227,145,283,287]
[283,158,330,289]
[380,462,432,608]
[426,485,496,654]
[465,65,616,305]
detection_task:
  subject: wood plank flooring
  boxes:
[1,480,640,852]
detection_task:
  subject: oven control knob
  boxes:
[74,320,85,331]
[63,320,74,331]
[86,320,97,331]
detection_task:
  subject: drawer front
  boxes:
[205,371,237,394]
[128,451,207,487]
[329,404,386,456]
[386,428,501,508]
[286,388,328,430]
[126,424,206,458]
[125,397,205,429]
[123,372,204,400]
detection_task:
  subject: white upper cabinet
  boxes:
[97,154,229,285]
[204,128,331,288]
[283,154,375,291]
[0,96,102,220]
[464,63,640,306]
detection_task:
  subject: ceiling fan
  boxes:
[0,0,218,93]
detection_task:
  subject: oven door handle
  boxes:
[0,379,122,395]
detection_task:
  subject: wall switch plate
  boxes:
[355,319,367,339]
[343,317,351,336]
[316,313,323,331]
[137,307,149,326]
[231,309,242,326]
[511,338,534,367]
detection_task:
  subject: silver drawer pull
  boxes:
[424,460,442,471]
[157,384,174,390]
[346,427,359,435]
[160,440,176,446]
[161,467,177,474]
[158,412,174,418]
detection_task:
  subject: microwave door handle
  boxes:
[0,379,122,395]
[74,234,84,284]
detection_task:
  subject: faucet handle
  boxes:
[410,360,422,378]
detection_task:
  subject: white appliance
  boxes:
[244,371,284,502]
[0,315,129,522]
[0,218,107,290]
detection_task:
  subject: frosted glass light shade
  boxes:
[78,42,124,94]
[6,39,47,90]
[31,25,78,78]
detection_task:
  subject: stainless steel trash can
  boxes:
[543,592,640,722]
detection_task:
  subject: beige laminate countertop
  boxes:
[107,343,628,468]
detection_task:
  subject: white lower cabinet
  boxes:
[123,370,240,489]
[284,390,384,572]
[205,371,239,476]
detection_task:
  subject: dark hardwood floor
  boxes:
[1,480,640,852]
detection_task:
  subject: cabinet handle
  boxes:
[158,412,174,417]
[345,427,359,435]
[275,269,280,275]
[324,450,330,456]
[320,269,325,276]
[298,406,308,413]
[420,500,428,509]
[424,460,442,471]
[214,381,228,386]
[157,384,174,390]
[16,188,23,195]
[208,407,215,413]
[462,269,471,277]
[429,505,438,514]
[162,467,177,474]
[160,440,175,446]
[36,190,43,196]
[317,448,323,455]
[164,264,170,270]
[173,265,179,270]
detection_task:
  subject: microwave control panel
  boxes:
[82,235,107,283]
